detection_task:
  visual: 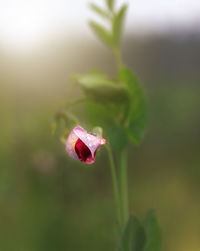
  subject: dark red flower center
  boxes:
[75,138,92,163]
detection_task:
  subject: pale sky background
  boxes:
[0,0,199,50]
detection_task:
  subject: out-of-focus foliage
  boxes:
[112,4,128,47]
[73,66,147,149]
[55,0,147,154]
[51,1,199,247]
[106,0,114,11]
[118,67,147,145]
[72,67,147,148]
[89,3,110,19]
[89,21,114,48]
[0,7,199,251]
[87,100,127,150]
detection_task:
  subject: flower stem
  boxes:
[106,145,122,230]
[119,146,129,227]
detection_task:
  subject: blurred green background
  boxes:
[0,1,200,251]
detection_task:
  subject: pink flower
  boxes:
[66,126,106,164]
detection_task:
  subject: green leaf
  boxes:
[89,21,113,48]
[142,209,162,251]
[106,0,114,11]
[89,3,110,19]
[86,100,127,150]
[113,4,128,47]
[118,67,148,145]
[73,72,128,103]
[117,215,146,251]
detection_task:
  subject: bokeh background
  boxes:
[0,0,200,250]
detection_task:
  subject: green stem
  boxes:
[119,146,129,227]
[106,145,122,230]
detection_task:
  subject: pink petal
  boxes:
[74,126,106,158]
[65,128,80,160]
[66,125,106,163]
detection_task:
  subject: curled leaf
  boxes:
[73,72,128,103]
[113,4,128,47]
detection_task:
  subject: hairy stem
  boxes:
[106,145,122,230]
[119,146,129,227]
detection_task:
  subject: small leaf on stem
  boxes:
[89,20,113,48]
[106,0,115,11]
[73,72,128,103]
[89,3,110,19]
[113,4,128,47]
[142,209,162,251]
[117,215,146,251]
